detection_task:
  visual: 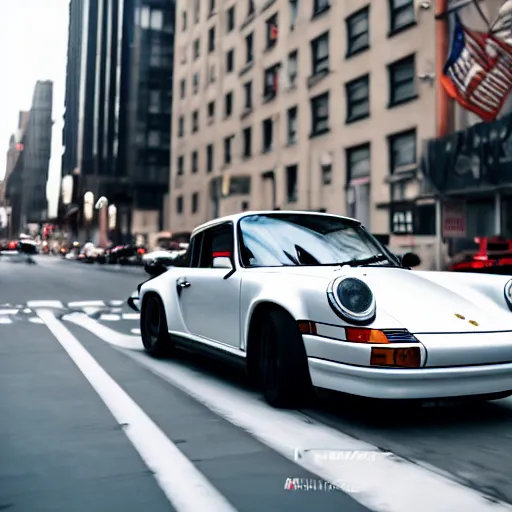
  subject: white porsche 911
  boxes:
[129,211,512,408]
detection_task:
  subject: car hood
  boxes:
[259,266,512,333]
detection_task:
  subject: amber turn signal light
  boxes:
[345,328,389,344]
[297,321,317,335]
[370,347,421,368]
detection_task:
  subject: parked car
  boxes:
[449,237,512,274]
[126,210,512,409]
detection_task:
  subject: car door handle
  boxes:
[176,277,191,289]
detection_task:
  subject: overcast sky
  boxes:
[0,0,68,218]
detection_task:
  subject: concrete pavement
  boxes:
[2,255,512,511]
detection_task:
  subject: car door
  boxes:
[174,222,241,349]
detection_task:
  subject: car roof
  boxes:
[191,210,360,237]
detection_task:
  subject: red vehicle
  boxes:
[449,237,512,274]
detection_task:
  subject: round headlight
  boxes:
[327,276,376,324]
[505,279,512,309]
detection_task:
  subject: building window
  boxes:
[226,49,234,73]
[287,50,298,86]
[346,7,369,57]
[176,196,183,214]
[262,118,273,153]
[225,91,233,117]
[148,131,160,147]
[391,208,413,234]
[177,155,184,175]
[150,9,163,30]
[209,64,216,83]
[193,72,199,94]
[310,92,329,136]
[194,0,200,23]
[266,14,278,49]
[243,127,252,158]
[181,11,187,31]
[226,5,235,32]
[178,116,184,137]
[242,201,250,211]
[206,144,214,172]
[192,192,199,213]
[286,165,298,203]
[289,0,298,28]
[248,0,255,16]
[263,64,279,99]
[388,55,416,106]
[345,74,370,122]
[193,39,200,60]
[207,100,215,120]
[149,90,160,113]
[192,110,198,132]
[287,106,298,145]
[243,81,252,109]
[313,0,330,16]
[245,32,254,63]
[389,0,415,35]
[346,143,371,228]
[180,79,186,98]
[389,129,416,172]
[311,32,329,75]
[192,150,198,173]
[208,26,215,52]
[224,135,234,164]
[209,0,215,15]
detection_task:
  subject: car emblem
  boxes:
[469,320,479,326]
[454,313,465,319]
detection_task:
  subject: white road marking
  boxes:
[0,317,12,324]
[27,300,63,309]
[122,313,140,320]
[109,300,124,306]
[120,351,512,512]
[131,328,141,335]
[37,309,237,512]
[64,313,141,350]
[29,318,44,324]
[99,314,121,322]
[111,308,123,313]
[23,308,31,313]
[68,300,105,308]
[0,309,18,315]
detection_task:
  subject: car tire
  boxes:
[259,308,314,408]
[141,293,175,358]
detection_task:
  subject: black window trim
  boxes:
[388,127,417,174]
[345,73,370,124]
[388,0,416,38]
[312,0,331,19]
[345,5,370,59]
[346,142,371,185]
[311,31,329,77]
[387,53,417,108]
[310,91,330,138]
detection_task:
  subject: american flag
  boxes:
[441,14,512,122]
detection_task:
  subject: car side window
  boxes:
[198,224,234,268]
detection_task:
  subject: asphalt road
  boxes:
[1,254,512,511]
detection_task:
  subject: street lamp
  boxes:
[61,175,73,206]
[83,191,94,221]
[108,204,117,230]
[95,196,109,249]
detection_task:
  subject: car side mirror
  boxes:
[212,256,232,269]
[401,252,421,268]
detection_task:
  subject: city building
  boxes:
[5,82,53,236]
[61,0,176,246]
[169,0,438,249]
[422,0,512,265]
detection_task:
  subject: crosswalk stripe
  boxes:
[0,309,18,315]
[68,300,105,308]
[0,317,12,324]
[27,300,63,309]
[122,313,140,320]
[37,309,237,512]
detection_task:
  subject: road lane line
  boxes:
[27,300,63,308]
[63,313,141,350]
[99,314,121,321]
[68,300,105,308]
[36,309,237,512]
[0,317,12,324]
[123,351,512,512]
[0,309,18,315]
[123,313,140,320]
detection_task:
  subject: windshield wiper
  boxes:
[337,253,396,268]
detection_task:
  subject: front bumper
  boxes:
[303,333,512,399]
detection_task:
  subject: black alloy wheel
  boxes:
[259,308,314,408]
[141,294,174,358]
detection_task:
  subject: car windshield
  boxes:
[238,214,399,268]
